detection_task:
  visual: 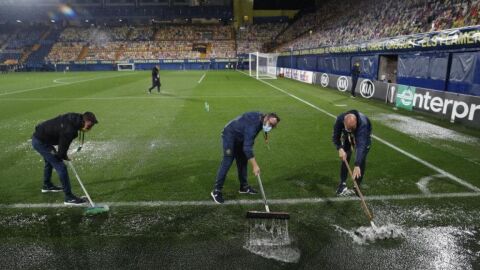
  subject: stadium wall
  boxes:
[278,67,480,128]
[278,26,480,97]
[36,59,239,72]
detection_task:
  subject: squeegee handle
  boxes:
[67,161,95,207]
[256,174,270,213]
[343,159,374,221]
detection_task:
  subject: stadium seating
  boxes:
[46,24,237,61]
[236,22,287,55]
[0,0,478,64]
[275,0,480,51]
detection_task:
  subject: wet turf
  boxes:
[0,71,479,269]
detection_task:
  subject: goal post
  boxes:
[249,52,279,79]
[117,63,135,71]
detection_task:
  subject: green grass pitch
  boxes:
[0,70,479,269]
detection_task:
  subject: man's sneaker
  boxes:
[336,183,346,195]
[41,185,63,193]
[239,185,258,195]
[210,190,224,204]
[337,185,355,197]
[64,195,88,206]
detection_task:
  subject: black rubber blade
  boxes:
[246,211,290,220]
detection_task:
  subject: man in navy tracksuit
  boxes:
[351,62,360,97]
[332,110,372,196]
[211,112,280,204]
[32,112,98,205]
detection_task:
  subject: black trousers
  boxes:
[149,79,161,92]
[351,77,358,96]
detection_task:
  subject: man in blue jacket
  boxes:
[32,112,98,205]
[211,112,280,204]
[332,110,372,196]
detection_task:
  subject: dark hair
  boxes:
[265,112,280,123]
[83,111,98,124]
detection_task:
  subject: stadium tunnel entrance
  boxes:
[378,55,398,84]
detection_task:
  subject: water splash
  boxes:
[334,223,405,245]
[244,219,300,263]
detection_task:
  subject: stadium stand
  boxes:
[236,22,288,55]
[0,0,477,66]
[275,0,480,51]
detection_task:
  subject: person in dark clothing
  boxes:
[32,112,98,205]
[148,65,161,93]
[332,110,372,196]
[351,62,360,97]
[211,112,280,204]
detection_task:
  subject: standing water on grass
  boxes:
[244,219,300,263]
[334,223,405,245]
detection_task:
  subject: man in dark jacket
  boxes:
[32,112,98,205]
[211,112,280,204]
[148,65,161,93]
[332,110,372,196]
[351,62,360,97]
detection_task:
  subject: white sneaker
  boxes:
[338,187,355,197]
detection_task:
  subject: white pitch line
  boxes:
[0,95,283,101]
[53,78,69,84]
[335,104,347,107]
[239,71,480,193]
[0,73,137,97]
[198,73,206,84]
[373,135,480,192]
[416,174,448,194]
[1,192,479,209]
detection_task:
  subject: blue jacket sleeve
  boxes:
[332,116,343,150]
[354,125,371,166]
[243,126,257,159]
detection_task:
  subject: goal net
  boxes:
[249,52,279,79]
[117,63,135,71]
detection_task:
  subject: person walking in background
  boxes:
[148,65,161,94]
[351,62,360,97]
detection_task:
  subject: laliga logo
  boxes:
[397,87,415,106]
[337,76,349,92]
[320,73,329,87]
[359,79,375,98]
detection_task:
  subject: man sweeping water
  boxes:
[32,112,98,205]
[332,110,372,196]
[211,112,280,204]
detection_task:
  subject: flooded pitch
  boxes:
[0,199,479,269]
